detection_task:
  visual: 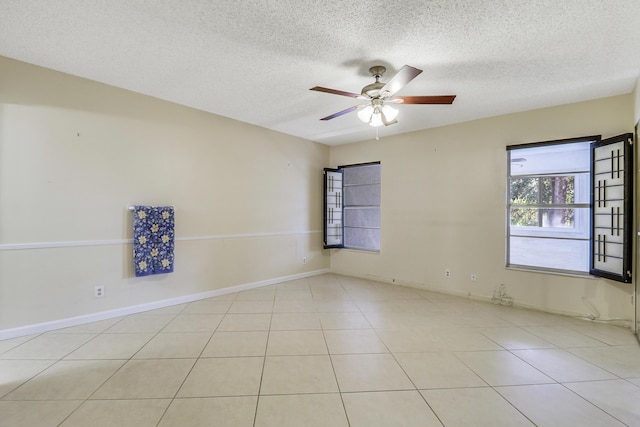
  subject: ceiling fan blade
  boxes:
[310,86,365,99]
[320,105,360,121]
[393,95,456,104]
[380,65,423,98]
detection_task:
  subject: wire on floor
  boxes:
[491,284,513,307]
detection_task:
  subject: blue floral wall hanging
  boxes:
[132,205,174,277]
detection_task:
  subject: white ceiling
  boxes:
[1,1,639,146]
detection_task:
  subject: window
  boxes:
[507,134,633,282]
[323,162,380,251]
[508,141,591,272]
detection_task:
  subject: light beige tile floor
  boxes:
[1,273,640,426]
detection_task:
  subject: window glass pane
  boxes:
[540,176,574,204]
[542,208,575,227]
[509,236,589,272]
[510,177,538,204]
[510,207,540,227]
[511,208,589,238]
[510,208,575,228]
[510,142,590,176]
[507,140,593,274]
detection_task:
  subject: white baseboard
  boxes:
[0,268,330,340]
[334,270,632,327]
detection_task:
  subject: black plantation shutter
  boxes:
[591,133,634,283]
[323,168,344,248]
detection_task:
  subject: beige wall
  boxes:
[330,95,635,321]
[0,57,329,330]
[2,54,637,333]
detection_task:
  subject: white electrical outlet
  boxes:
[95,286,105,298]
[303,257,307,264]
[445,269,451,278]
[471,273,478,281]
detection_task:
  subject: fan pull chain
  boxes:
[376,127,379,141]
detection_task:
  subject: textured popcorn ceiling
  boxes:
[1,1,639,145]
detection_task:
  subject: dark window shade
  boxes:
[344,208,380,228]
[343,164,380,251]
[343,184,380,206]
[344,227,380,251]
[343,165,381,186]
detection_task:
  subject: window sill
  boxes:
[506,265,597,280]
[342,248,380,254]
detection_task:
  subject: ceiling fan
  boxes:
[310,65,456,127]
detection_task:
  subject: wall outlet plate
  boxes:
[95,286,105,298]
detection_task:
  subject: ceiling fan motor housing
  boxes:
[369,66,386,79]
[361,66,387,98]
[361,82,385,98]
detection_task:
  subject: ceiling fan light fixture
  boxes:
[357,105,374,123]
[381,105,398,122]
[369,110,384,127]
[360,98,398,127]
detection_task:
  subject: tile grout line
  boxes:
[322,276,354,427]
[369,291,454,427]
[556,380,634,426]
[155,291,239,427]
[54,310,182,426]
[252,286,277,427]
